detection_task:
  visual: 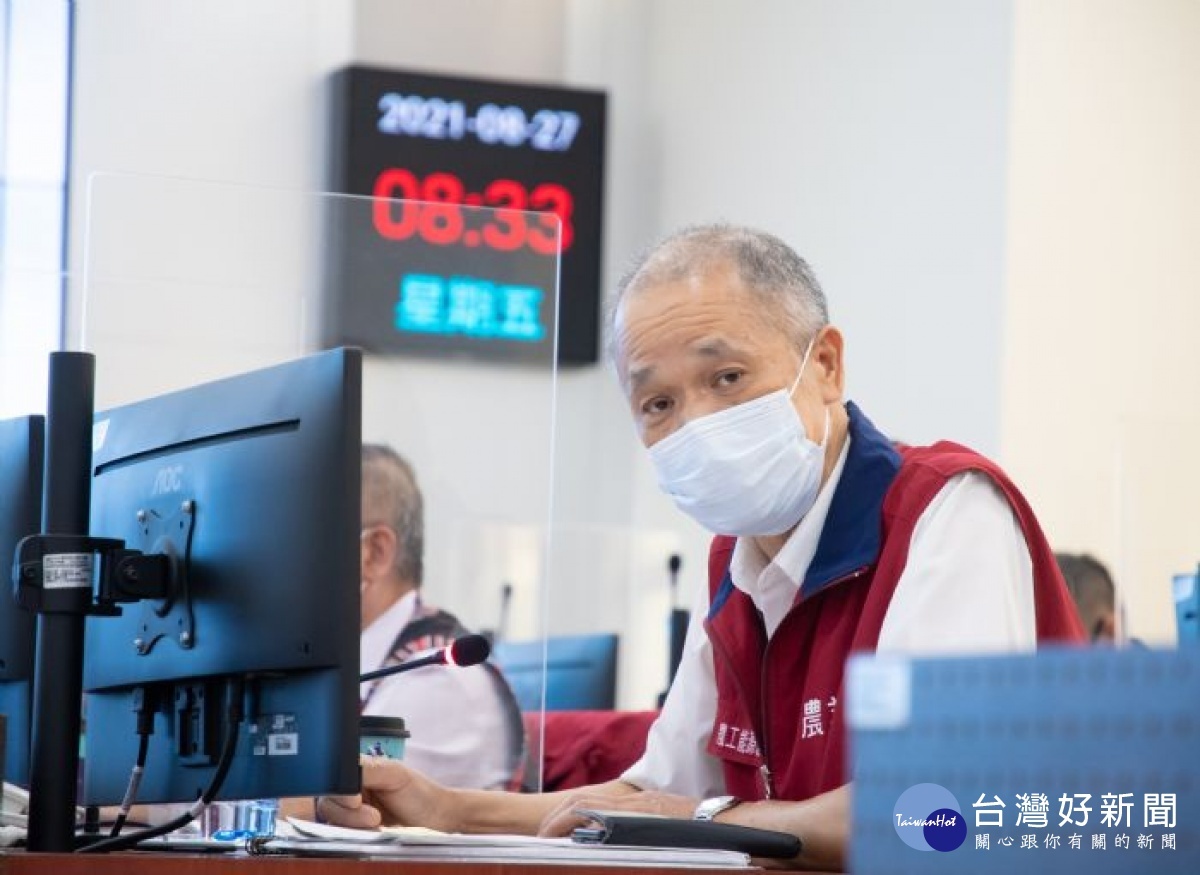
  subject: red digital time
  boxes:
[371,169,574,255]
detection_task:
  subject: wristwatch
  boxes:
[693,795,742,821]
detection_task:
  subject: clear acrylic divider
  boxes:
[76,173,320,406]
[80,172,563,790]
[535,432,716,789]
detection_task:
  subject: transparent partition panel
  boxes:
[80,173,563,797]
[534,363,721,791]
[78,173,321,406]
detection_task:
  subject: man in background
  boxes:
[1054,552,1117,642]
[359,444,524,789]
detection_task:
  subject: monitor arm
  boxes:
[12,499,197,654]
[13,534,174,616]
[12,352,192,853]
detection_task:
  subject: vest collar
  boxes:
[798,401,901,599]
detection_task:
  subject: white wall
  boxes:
[1002,0,1200,642]
[69,0,1017,708]
[641,0,1013,455]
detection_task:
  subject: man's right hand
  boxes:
[317,757,459,833]
[317,760,641,839]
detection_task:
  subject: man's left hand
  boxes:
[537,789,697,837]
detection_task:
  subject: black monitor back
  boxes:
[80,349,361,804]
[0,415,44,786]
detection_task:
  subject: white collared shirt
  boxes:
[360,591,418,701]
[360,591,513,790]
[621,435,1036,798]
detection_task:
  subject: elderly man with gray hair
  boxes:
[358,444,524,790]
[324,226,1084,869]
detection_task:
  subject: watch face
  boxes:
[696,795,739,820]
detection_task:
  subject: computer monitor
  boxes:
[79,348,361,805]
[1174,568,1199,643]
[495,633,619,711]
[0,415,44,787]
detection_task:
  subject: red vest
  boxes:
[703,403,1084,802]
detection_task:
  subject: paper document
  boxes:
[289,817,582,847]
[283,817,751,867]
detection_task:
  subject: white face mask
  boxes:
[648,340,829,537]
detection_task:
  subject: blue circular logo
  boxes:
[893,784,966,852]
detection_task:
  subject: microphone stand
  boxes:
[360,635,491,683]
[360,651,449,683]
[659,554,688,707]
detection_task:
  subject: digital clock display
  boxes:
[324,66,606,365]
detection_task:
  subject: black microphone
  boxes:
[668,553,682,608]
[359,634,491,683]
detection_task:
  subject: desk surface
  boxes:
[0,852,770,875]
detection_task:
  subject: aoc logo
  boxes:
[893,783,966,852]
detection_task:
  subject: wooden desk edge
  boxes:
[1,850,783,875]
